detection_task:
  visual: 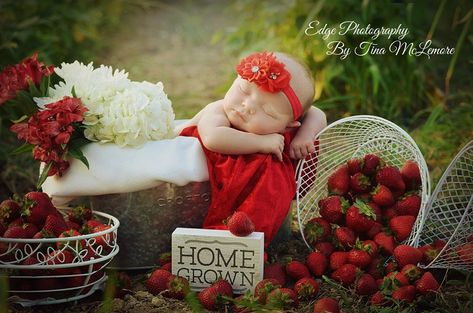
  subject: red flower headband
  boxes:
[236,51,303,120]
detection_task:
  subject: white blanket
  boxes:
[42,122,209,206]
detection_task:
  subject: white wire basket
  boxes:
[0,210,120,306]
[296,115,430,249]
[412,140,473,271]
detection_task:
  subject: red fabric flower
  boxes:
[10,96,87,177]
[236,51,291,93]
[0,52,54,105]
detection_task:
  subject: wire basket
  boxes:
[412,140,473,271]
[296,115,430,249]
[0,211,120,306]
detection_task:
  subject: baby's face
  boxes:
[223,76,293,135]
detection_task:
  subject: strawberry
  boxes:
[400,264,423,282]
[366,222,383,238]
[266,288,298,309]
[293,277,319,299]
[263,263,286,286]
[285,260,311,280]
[363,240,378,256]
[66,267,85,288]
[456,243,473,265]
[368,201,382,222]
[350,173,371,194]
[20,256,40,276]
[314,241,334,257]
[400,160,421,190]
[254,278,281,304]
[374,232,395,255]
[370,291,388,306]
[386,260,398,273]
[114,272,132,299]
[362,154,382,176]
[22,191,55,226]
[327,164,350,195]
[304,217,330,244]
[394,245,423,267]
[371,184,394,206]
[330,251,348,271]
[415,271,439,295]
[3,225,28,239]
[390,215,416,241]
[198,279,233,310]
[93,224,112,248]
[395,194,421,216]
[159,251,172,266]
[318,195,348,224]
[306,251,327,277]
[0,222,5,236]
[347,248,371,269]
[433,239,447,250]
[47,249,74,275]
[86,219,102,228]
[314,297,340,313]
[366,257,384,279]
[67,205,93,224]
[347,158,363,175]
[146,269,172,295]
[8,217,22,228]
[227,211,255,237]
[334,227,355,249]
[165,275,190,299]
[57,229,85,250]
[66,220,80,231]
[355,273,377,295]
[22,223,39,238]
[42,214,68,237]
[331,263,357,286]
[345,200,376,233]
[387,271,409,286]
[0,199,21,224]
[160,262,172,272]
[382,206,398,221]
[392,285,416,303]
[376,166,405,192]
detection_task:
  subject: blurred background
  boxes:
[0,0,472,199]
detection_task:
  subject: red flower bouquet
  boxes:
[1,53,90,188]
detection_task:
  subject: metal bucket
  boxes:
[73,182,211,269]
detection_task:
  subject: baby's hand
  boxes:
[261,133,285,162]
[289,135,316,160]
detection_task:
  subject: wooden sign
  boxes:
[171,227,264,294]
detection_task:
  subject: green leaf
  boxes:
[37,163,52,189]
[71,86,77,98]
[10,143,34,155]
[11,115,28,123]
[40,75,50,97]
[68,145,89,169]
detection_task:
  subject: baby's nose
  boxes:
[242,101,256,114]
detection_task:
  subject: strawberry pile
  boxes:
[0,191,113,300]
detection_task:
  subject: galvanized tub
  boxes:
[73,181,211,269]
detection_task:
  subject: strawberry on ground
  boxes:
[330,251,348,271]
[226,211,255,237]
[415,271,440,295]
[331,263,357,286]
[114,272,132,298]
[254,278,281,304]
[401,264,423,283]
[418,244,440,265]
[334,227,356,249]
[294,277,319,299]
[314,241,334,257]
[159,251,172,266]
[374,232,395,255]
[456,243,473,265]
[165,274,190,299]
[392,285,416,303]
[263,263,286,286]
[306,251,327,277]
[386,271,409,286]
[390,215,416,242]
[347,248,371,269]
[285,260,311,280]
[146,269,172,295]
[314,297,340,313]
[266,288,298,310]
[198,279,233,310]
[355,273,378,295]
[160,262,172,272]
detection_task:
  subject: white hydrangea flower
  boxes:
[34,62,175,147]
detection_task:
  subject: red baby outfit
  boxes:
[180,126,297,247]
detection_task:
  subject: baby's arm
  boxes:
[198,101,285,161]
[289,106,327,159]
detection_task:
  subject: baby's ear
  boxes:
[284,120,301,132]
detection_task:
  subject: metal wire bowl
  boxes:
[412,140,473,271]
[0,211,120,306]
[295,115,430,249]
